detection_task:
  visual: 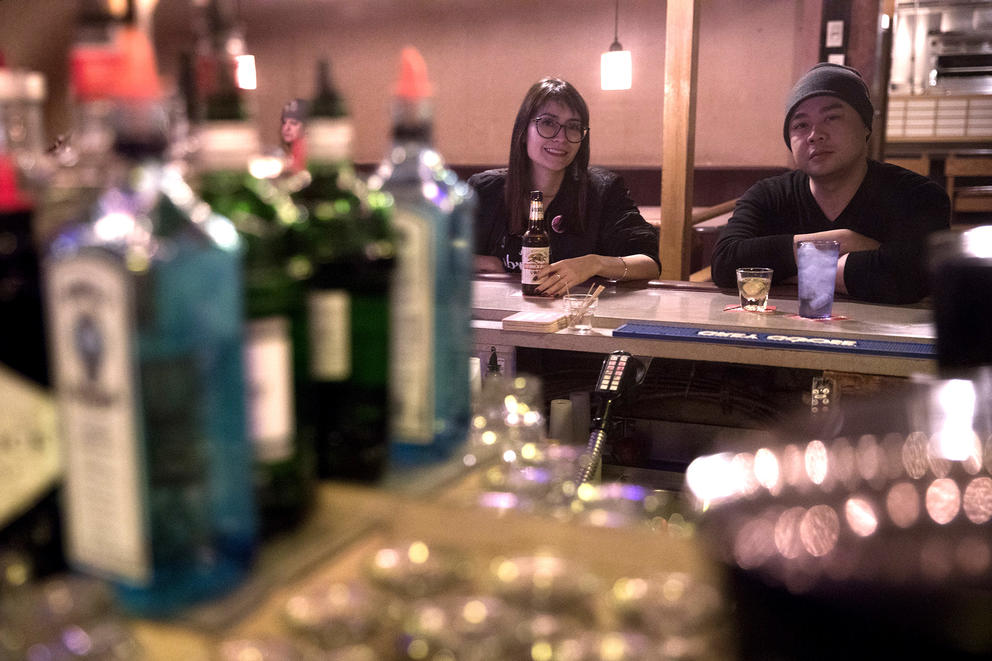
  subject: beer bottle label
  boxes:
[521,246,549,285]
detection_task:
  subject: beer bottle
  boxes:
[521,190,549,296]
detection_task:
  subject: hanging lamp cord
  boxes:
[610,0,622,50]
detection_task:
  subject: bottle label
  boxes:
[0,365,60,529]
[45,255,150,584]
[307,118,354,163]
[245,316,294,462]
[389,207,435,444]
[520,246,549,285]
[309,290,350,381]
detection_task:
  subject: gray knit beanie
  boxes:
[783,63,873,145]
[281,98,308,122]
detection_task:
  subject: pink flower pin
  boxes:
[551,214,564,233]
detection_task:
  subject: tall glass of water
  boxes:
[797,240,839,319]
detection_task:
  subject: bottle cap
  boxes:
[110,27,162,100]
[0,154,30,211]
[394,47,433,100]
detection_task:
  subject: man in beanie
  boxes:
[711,63,949,304]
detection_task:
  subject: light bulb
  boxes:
[601,49,632,90]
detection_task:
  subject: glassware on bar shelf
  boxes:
[365,539,474,599]
[216,636,316,661]
[486,552,600,620]
[395,594,521,661]
[283,578,385,650]
[0,572,141,659]
[604,571,725,639]
[686,373,992,658]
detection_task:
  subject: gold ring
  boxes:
[556,274,561,280]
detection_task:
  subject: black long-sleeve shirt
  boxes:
[468,167,661,274]
[710,160,950,304]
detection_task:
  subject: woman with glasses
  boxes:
[469,77,660,295]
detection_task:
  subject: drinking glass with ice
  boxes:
[797,240,839,319]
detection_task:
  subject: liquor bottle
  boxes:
[371,47,475,465]
[43,29,256,617]
[487,346,502,378]
[0,99,65,581]
[3,0,134,586]
[194,50,314,535]
[292,58,395,481]
[521,190,549,296]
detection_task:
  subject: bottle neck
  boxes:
[110,99,169,162]
[527,201,545,232]
[390,97,432,146]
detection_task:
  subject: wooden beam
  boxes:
[660,0,700,281]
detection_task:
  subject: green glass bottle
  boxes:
[194,59,314,536]
[291,58,395,482]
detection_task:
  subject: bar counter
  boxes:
[472,275,937,378]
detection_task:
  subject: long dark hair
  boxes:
[505,77,591,235]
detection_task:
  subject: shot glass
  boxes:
[797,240,839,319]
[563,294,598,333]
[735,268,773,312]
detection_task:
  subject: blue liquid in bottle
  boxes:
[372,48,475,466]
[45,100,256,617]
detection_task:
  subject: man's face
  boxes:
[281,117,303,145]
[787,96,869,180]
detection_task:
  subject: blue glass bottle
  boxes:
[43,80,256,616]
[370,48,475,466]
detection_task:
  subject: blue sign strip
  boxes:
[613,323,936,359]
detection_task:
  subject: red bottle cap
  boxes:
[0,155,30,211]
[70,27,162,101]
[394,46,433,100]
[111,27,162,100]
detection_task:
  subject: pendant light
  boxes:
[601,0,632,90]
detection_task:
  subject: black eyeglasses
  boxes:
[532,116,589,143]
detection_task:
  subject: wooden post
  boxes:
[660,0,700,281]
